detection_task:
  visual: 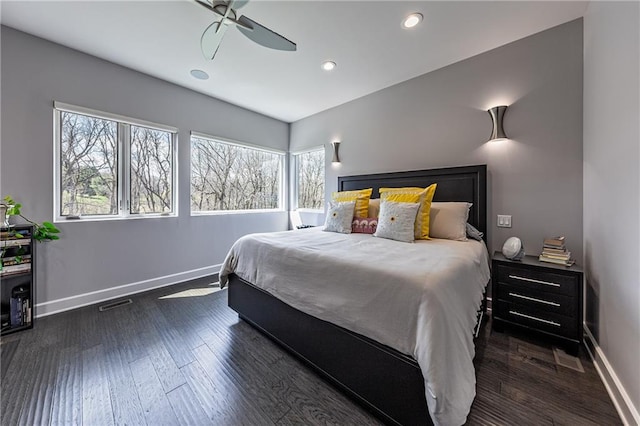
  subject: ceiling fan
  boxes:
[194,0,297,61]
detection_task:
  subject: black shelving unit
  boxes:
[1,225,35,335]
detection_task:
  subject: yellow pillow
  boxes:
[381,192,422,203]
[331,188,373,218]
[379,184,437,239]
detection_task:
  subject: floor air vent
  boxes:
[99,299,133,312]
[553,347,584,372]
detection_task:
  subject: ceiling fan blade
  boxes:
[230,0,249,9]
[201,21,229,60]
[236,15,296,52]
[194,0,215,12]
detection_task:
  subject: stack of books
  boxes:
[539,236,575,266]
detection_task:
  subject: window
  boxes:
[294,148,325,210]
[54,102,176,220]
[190,133,284,213]
[130,125,173,214]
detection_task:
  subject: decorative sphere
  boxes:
[502,237,525,260]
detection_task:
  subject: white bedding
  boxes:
[219,228,491,426]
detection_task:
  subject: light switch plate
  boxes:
[497,215,512,228]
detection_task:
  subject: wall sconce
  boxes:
[331,141,341,163]
[487,105,508,142]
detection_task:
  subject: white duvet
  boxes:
[219,228,490,425]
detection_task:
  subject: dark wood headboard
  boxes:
[338,165,487,242]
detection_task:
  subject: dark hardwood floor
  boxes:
[1,277,621,425]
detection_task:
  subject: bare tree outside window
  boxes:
[56,106,176,219]
[130,126,173,214]
[60,111,118,216]
[296,149,325,210]
[191,136,283,212]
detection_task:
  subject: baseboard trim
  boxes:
[35,264,221,318]
[584,325,640,426]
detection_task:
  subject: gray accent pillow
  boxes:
[373,201,420,243]
[466,223,484,241]
[323,201,356,234]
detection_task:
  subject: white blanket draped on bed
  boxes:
[219,228,490,426]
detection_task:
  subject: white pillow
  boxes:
[323,201,356,234]
[429,202,472,241]
[373,201,420,243]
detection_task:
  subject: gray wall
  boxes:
[583,1,640,418]
[0,27,289,309]
[291,20,584,260]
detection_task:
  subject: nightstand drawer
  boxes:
[496,264,577,296]
[495,283,576,317]
[495,301,578,339]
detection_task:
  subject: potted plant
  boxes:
[1,196,61,241]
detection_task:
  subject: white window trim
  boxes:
[189,132,286,215]
[191,209,284,216]
[289,145,325,156]
[53,102,178,223]
[292,146,326,212]
[54,102,178,133]
[191,131,285,155]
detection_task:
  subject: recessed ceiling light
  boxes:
[402,13,423,29]
[190,69,209,80]
[322,61,336,71]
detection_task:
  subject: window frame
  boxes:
[53,102,178,222]
[291,145,326,212]
[189,131,286,215]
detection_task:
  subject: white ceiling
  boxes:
[1,0,588,123]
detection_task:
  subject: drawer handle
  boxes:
[508,292,560,307]
[508,274,561,287]
[509,310,561,327]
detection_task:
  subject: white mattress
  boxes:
[220,227,490,425]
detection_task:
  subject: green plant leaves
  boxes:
[33,226,61,242]
[2,195,61,242]
[42,222,60,232]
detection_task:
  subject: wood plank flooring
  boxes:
[1,277,621,425]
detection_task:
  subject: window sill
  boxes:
[54,213,177,224]
[191,209,285,216]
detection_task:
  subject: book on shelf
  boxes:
[542,247,568,255]
[539,255,575,267]
[22,298,31,325]
[0,230,31,238]
[10,297,23,327]
[541,251,571,260]
[543,236,565,248]
[0,254,32,267]
[543,244,566,251]
[0,263,31,275]
[0,238,30,248]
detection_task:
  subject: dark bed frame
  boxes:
[228,165,487,425]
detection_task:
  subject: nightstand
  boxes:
[491,252,583,355]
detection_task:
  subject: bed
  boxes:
[220,165,488,426]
